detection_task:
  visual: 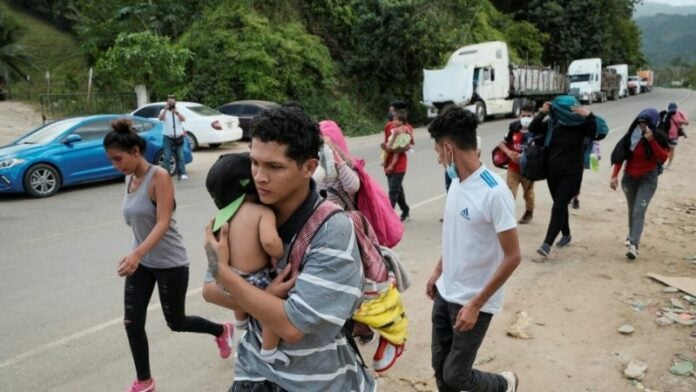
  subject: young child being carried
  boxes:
[381,111,413,173]
[205,152,288,365]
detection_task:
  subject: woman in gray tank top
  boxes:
[103,119,233,392]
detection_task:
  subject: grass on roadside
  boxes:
[0,0,88,102]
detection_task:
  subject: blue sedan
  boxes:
[0,115,193,197]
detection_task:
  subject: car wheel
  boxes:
[209,143,222,148]
[475,101,486,124]
[155,151,177,176]
[185,132,198,151]
[24,163,61,197]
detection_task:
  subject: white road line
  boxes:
[410,193,446,209]
[0,287,202,369]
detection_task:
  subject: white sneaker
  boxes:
[626,244,638,260]
[501,371,519,392]
[180,174,189,181]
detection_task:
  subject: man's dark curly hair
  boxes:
[250,106,322,165]
[427,106,478,151]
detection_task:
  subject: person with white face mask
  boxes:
[498,104,537,224]
[426,106,521,392]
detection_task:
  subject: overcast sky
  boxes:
[650,0,696,5]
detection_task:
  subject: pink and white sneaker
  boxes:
[372,336,404,373]
[127,378,155,392]
[215,323,234,359]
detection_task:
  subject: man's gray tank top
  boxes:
[122,165,188,268]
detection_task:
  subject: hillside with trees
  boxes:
[2,0,645,134]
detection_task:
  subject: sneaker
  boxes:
[518,210,533,224]
[260,347,290,366]
[556,235,572,248]
[572,198,580,209]
[180,174,189,181]
[536,243,551,258]
[372,336,404,373]
[127,379,155,392]
[501,371,519,392]
[624,237,631,247]
[400,213,410,223]
[626,244,638,260]
[357,331,376,345]
[215,323,233,359]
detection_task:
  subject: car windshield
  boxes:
[188,105,221,116]
[569,74,591,83]
[16,118,84,144]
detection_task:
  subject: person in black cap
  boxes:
[204,152,288,365]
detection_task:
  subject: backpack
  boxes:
[658,110,672,134]
[520,130,550,181]
[286,200,410,370]
[352,159,404,248]
[287,200,411,295]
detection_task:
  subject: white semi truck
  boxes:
[607,64,629,99]
[422,41,567,123]
[568,58,602,104]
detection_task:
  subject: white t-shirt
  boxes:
[435,164,516,314]
[159,109,184,138]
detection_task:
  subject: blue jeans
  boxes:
[162,136,186,177]
[622,169,658,248]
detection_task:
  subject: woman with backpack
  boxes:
[529,96,608,258]
[610,108,669,260]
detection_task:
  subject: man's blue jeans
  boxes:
[162,136,186,178]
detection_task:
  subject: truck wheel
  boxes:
[475,102,486,124]
[510,99,523,118]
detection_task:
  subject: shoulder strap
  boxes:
[544,119,554,147]
[287,200,342,274]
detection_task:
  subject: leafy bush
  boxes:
[94,31,191,100]
[179,1,335,107]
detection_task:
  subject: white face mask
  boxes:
[520,117,533,129]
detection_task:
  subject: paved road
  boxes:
[1,88,693,391]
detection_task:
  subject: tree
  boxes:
[520,0,644,68]
[94,31,191,102]
[0,7,33,78]
[179,1,335,107]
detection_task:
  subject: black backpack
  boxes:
[657,110,672,134]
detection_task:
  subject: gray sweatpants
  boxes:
[622,169,658,248]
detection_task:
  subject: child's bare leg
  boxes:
[259,325,289,366]
[234,310,249,330]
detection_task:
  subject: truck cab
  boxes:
[607,64,629,98]
[568,58,602,104]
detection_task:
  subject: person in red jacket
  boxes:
[609,109,669,260]
[381,108,413,222]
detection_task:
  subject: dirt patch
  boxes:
[0,101,42,146]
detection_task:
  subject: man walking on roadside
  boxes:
[204,106,375,392]
[426,106,521,392]
[158,94,188,181]
[498,104,536,224]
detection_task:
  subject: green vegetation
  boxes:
[95,31,191,99]
[0,0,87,99]
[2,0,649,134]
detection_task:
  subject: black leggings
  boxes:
[543,172,583,246]
[124,264,223,380]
